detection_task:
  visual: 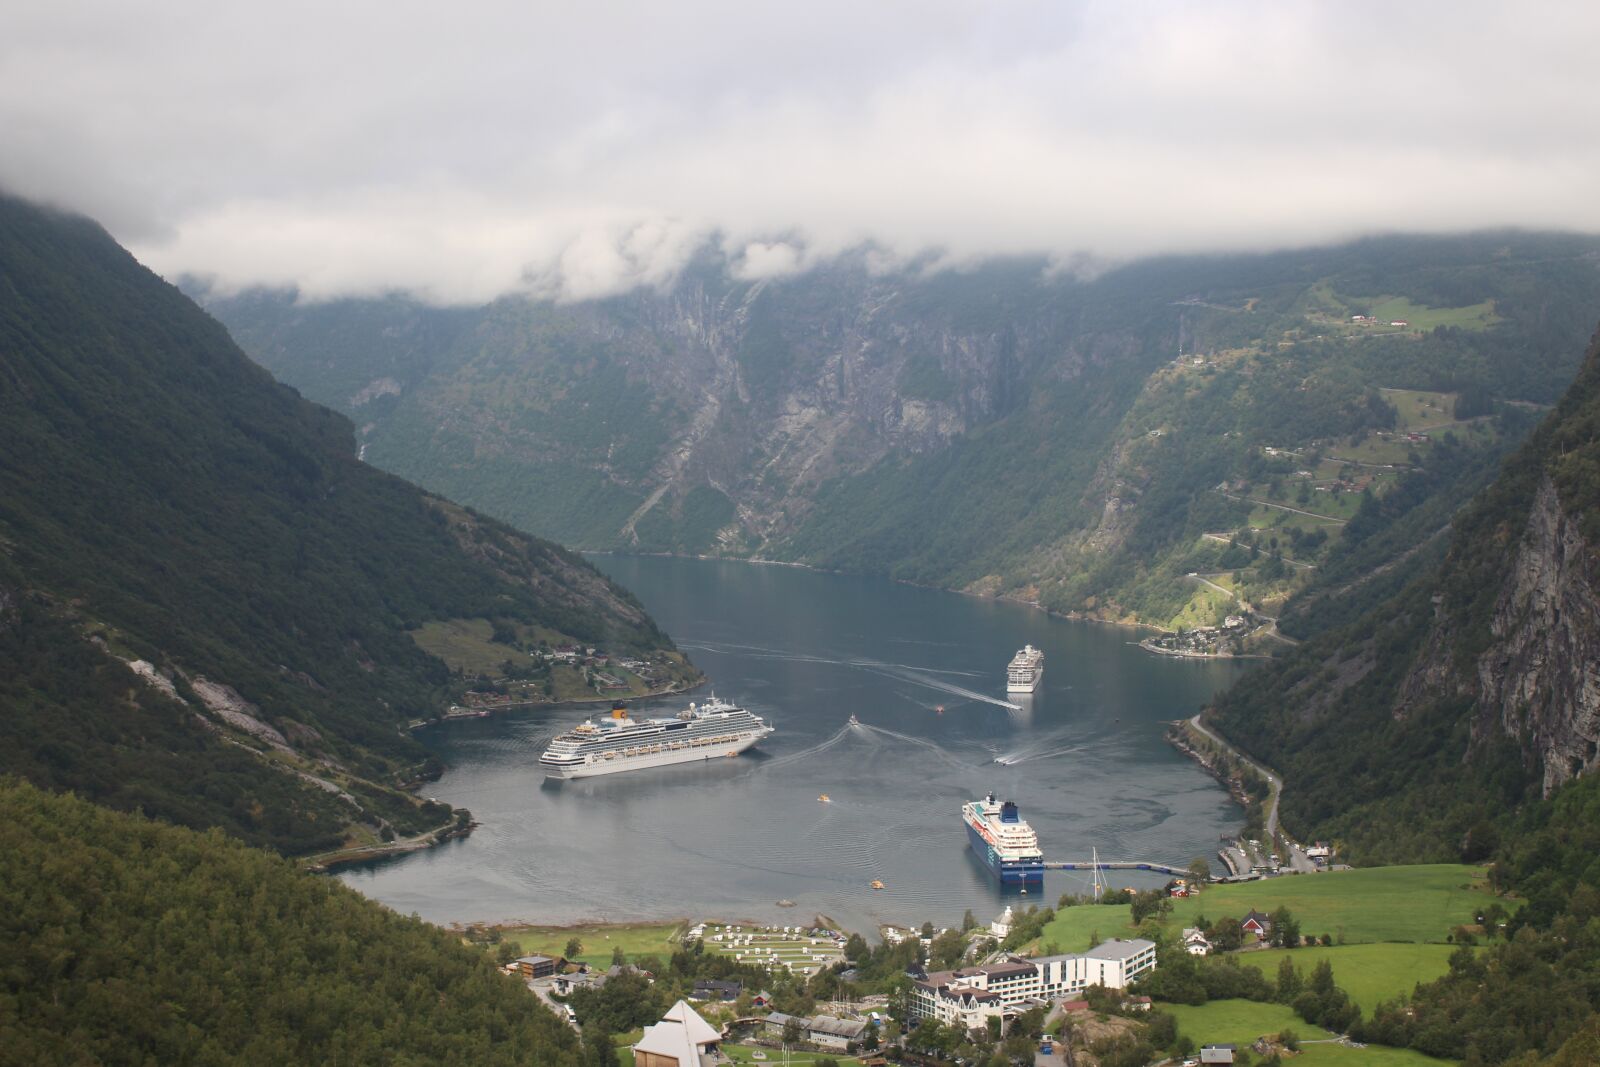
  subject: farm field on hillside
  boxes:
[1164,999,1324,1049]
[1035,865,1499,953]
[1163,865,1497,944]
[1235,943,1462,1012]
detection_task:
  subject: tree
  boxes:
[1309,958,1335,996]
[1275,957,1301,1002]
[1187,858,1211,886]
[843,932,869,963]
[565,937,583,959]
[782,1020,803,1047]
[582,1024,618,1067]
[921,922,935,939]
[962,908,978,932]
[611,946,626,966]
[1211,917,1243,952]
[1271,907,1301,948]
[862,1020,880,1051]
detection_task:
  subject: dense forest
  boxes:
[0,193,692,854]
[0,778,587,1065]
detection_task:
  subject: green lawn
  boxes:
[498,920,684,968]
[1235,943,1462,1012]
[1165,1000,1457,1065]
[1036,902,1138,954]
[1037,865,1498,953]
[1165,865,1498,944]
[1164,998,1321,1049]
[1294,1044,1456,1066]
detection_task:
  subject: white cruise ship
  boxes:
[538,697,774,780]
[1006,645,1045,693]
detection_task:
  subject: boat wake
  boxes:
[855,723,975,773]
[761,721,857,771]
[992,744,1083,766]
[865,665,1021,711]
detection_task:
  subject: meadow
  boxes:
[1235,943,1462,1012]
[1035,865,1499,953]
[496,920,685,967]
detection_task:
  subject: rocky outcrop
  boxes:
[1474,478,1600,794]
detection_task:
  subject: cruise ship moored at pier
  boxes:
[1006,645,1044,693]
[963,792,1046,884]
[539,697,774,779]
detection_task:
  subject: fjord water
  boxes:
[341,557,1249,932]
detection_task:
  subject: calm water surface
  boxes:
[341,557,1251,932]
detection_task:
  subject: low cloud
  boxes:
[3,1,1598,304]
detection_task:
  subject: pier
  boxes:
[1040,859,1193,878]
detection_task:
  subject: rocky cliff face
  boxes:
[206,234,1600,631]
[1474,478,1600,793]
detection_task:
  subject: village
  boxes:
[482,860,1467,1067]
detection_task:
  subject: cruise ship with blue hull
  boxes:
[963,793,1046,884]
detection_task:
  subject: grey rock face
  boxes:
[1475,478,1600,794]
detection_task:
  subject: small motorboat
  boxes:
[818,794,832,803]
[870,879,885,890]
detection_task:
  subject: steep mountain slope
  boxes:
[0,194,694,854]
[207,234,1600,630]
[1209,323,1600,861]
[0,777,585,1064]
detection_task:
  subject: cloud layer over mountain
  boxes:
[5,1,1598,303]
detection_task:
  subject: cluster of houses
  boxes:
[1142,613,1255,657]
[1349,314,1410,327]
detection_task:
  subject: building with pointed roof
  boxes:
[633,999,723,1067]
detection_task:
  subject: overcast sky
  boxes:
[4,1,1598,303]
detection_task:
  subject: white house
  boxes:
[1181,928,1213,956]
[990,905,1014,939]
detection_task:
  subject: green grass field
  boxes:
[498,920,684,968]
[1381,388,1458,431]
[1037,865,1497,953]
[1292,1043,1455,1066]
[1164,998,1322,1048]
[411,617,525,674]
[1234,943,1461,1013]
[1165,865,1496,944]
[1367,297,1499,333]
[1164,999,1457,1065]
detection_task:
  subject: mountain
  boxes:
[0,777,585,1064]
[1208,321,1600,862]
[205,233,1600,633]
[0,193,696,856]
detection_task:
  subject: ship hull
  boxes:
[964,817,1045,883]
[542,730,769,780]
[1006,670,1043,694]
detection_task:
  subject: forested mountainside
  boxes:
[0,194,694,856]
[1209,323,1600,864]
[207,233,1600,632]
[0,778,585,1064]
